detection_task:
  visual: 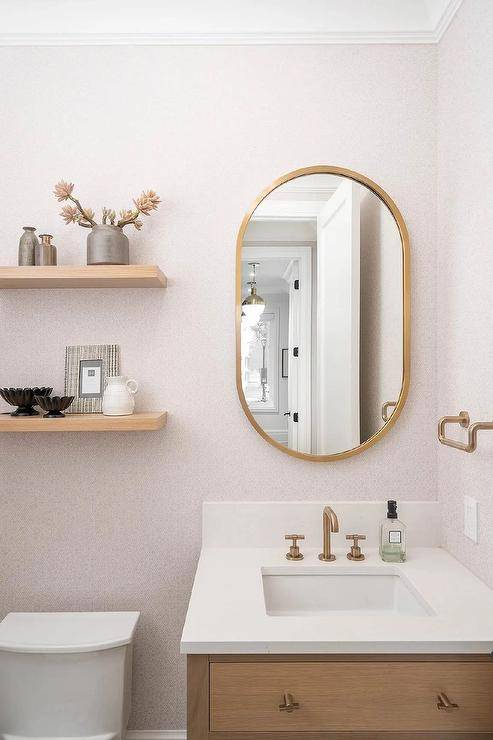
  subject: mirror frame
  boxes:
[235,165,410,461]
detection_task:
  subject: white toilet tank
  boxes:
[0,611,140,740]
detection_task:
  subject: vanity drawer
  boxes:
[210,661,493,733]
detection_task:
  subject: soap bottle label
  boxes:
[389,531,402,544]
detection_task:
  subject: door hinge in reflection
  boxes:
[293,347,299,357]
[294,279,299,290]
[284,412,299,422]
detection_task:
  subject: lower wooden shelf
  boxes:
[0,411,167,432]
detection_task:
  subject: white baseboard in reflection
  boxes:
[126,732,186,740]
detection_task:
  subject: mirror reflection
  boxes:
[239,172,405,458]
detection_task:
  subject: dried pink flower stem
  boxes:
[117,210,143,228]
[68,194,96,227]
[55,181,160,231]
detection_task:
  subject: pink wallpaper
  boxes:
[0,44,437,729]
[437,0,493,588]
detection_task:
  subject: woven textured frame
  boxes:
[64,344,120,413]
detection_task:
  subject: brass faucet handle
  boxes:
[285,534,305,561]
[346,533,366,561]
[285,534,305,543]
[346,533,366,545]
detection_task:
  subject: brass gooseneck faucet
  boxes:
[318,506,339,562]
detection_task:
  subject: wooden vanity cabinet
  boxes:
[188,654,493,739]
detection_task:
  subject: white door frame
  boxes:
[316,180,360,454]
[243,243,312,453]
[284,260,299,451]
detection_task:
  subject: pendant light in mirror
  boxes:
[242,262,265,325]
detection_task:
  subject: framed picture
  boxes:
[79,359,104,399]
[65,344,120,413]
[281,348,289,378]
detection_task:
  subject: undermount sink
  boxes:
[262,567,434,617]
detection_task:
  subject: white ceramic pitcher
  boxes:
[102,376,138,416]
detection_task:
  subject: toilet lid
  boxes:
[0,611,140,653]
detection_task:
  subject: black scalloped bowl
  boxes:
[0,387,53,416]
[34,395,74,419]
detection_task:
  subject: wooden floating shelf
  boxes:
[0,412,167,432]
[0,265,167,289]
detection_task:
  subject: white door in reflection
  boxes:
[316,179,360,454]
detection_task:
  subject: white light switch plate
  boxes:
[464,495,479,543]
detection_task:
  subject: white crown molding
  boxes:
[243,240,316,247]
[126,731,186,740]
[0,1,463,46]
[434,0,463,41]
[253,200,321,221]
[0,29,450,46]
[272,186,338,199]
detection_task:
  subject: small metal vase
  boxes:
[87,225,129,265]
[36,234,57,266]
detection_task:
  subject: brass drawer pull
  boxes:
[279,691,299,712]
[437,692,459,710]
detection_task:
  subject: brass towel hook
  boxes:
[381,401,397,422]
[438,410,493,453]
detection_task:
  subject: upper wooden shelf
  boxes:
[0,265,167,289]
[0,411,167,432]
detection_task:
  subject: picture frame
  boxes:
[79,359,104,399]
[65,344,120,413]
[281,348,289,378]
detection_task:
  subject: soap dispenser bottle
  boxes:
[379,500,406,562]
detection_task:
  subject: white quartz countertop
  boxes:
[180,546,493,654]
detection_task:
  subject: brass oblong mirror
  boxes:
[236,166,410,461]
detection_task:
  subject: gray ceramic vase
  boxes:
[87,225,129,265]
[18,226,38,266]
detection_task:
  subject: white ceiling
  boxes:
[0,0,463,45]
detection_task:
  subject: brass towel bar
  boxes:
[438,411,493,453]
